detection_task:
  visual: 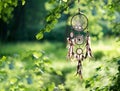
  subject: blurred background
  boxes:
[0,0,120,91]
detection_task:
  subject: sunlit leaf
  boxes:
[22,0,25,5]
[36,32,43,40]
[48,82,55,91]
[63,0,67,2]
[56,70,62,76]
[9,78,17,84]
[1,56,6,61]
[58,84,65,90]
[33,52,42,59]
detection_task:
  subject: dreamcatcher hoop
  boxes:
[66,0,92,79]
[71,12,88,31]
[75,35,85,45]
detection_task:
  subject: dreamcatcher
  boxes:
[66,0,93,79]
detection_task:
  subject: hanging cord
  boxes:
[78,0,80,13]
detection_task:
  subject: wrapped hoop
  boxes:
[75,35,84,45]
[76,48,83,55]
[71,12,88,31]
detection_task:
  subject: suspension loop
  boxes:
[78,0,80,13]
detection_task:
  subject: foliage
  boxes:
[36,0,70,40]
[0,42,67,91]
[0,51,48,90]
[0,0,26,41]
[109,60,120,91]
[105,0,120,37]
[0,0,47,41]
[0,0,119,41]
[36,0,120,40]
[84,58,119,91]
[0,50,65,91]
[0,39,120,91]
[0,0,25,23]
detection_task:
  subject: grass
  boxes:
[0,38,120,91]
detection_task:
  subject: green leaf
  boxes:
[1,56,6,61]
[22,0,25,5]
[36,32,43,40]
[45,25,52,32]
[48,82,55,91]
[33,52,42,59]
[56,70,62,76]
[58,84,65,90]
[63,0,67,2]
[56,13,61,19]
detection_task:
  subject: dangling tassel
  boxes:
[85,31,93,58]
[81,53,84,61]
[76,59,83,79]
[66,32,75,60]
